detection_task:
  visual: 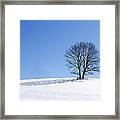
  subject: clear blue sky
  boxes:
[20,20,100,80]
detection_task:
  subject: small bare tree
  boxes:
[65,42,99,79]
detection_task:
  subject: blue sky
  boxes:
[20,20,100,80]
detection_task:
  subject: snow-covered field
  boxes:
[20,78,100,101]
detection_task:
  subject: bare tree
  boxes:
[65,42,100,79]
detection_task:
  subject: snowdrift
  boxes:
[20,78,100,101]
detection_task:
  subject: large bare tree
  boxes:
[65,42,100,79]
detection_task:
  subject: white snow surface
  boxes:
[20,78,100,101]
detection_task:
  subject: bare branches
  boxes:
[65,42,100,79]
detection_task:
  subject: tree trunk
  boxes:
[82,70,86,79]
[78,67,81,79]
[82,75,84,79]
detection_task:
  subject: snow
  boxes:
[20,78,100,101]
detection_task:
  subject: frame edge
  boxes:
[1,1,5,119]
[1,0,119,119]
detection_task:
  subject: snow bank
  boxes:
[20,78,100,101]
[20,77,76,86]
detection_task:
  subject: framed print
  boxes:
[0,0,119,119]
